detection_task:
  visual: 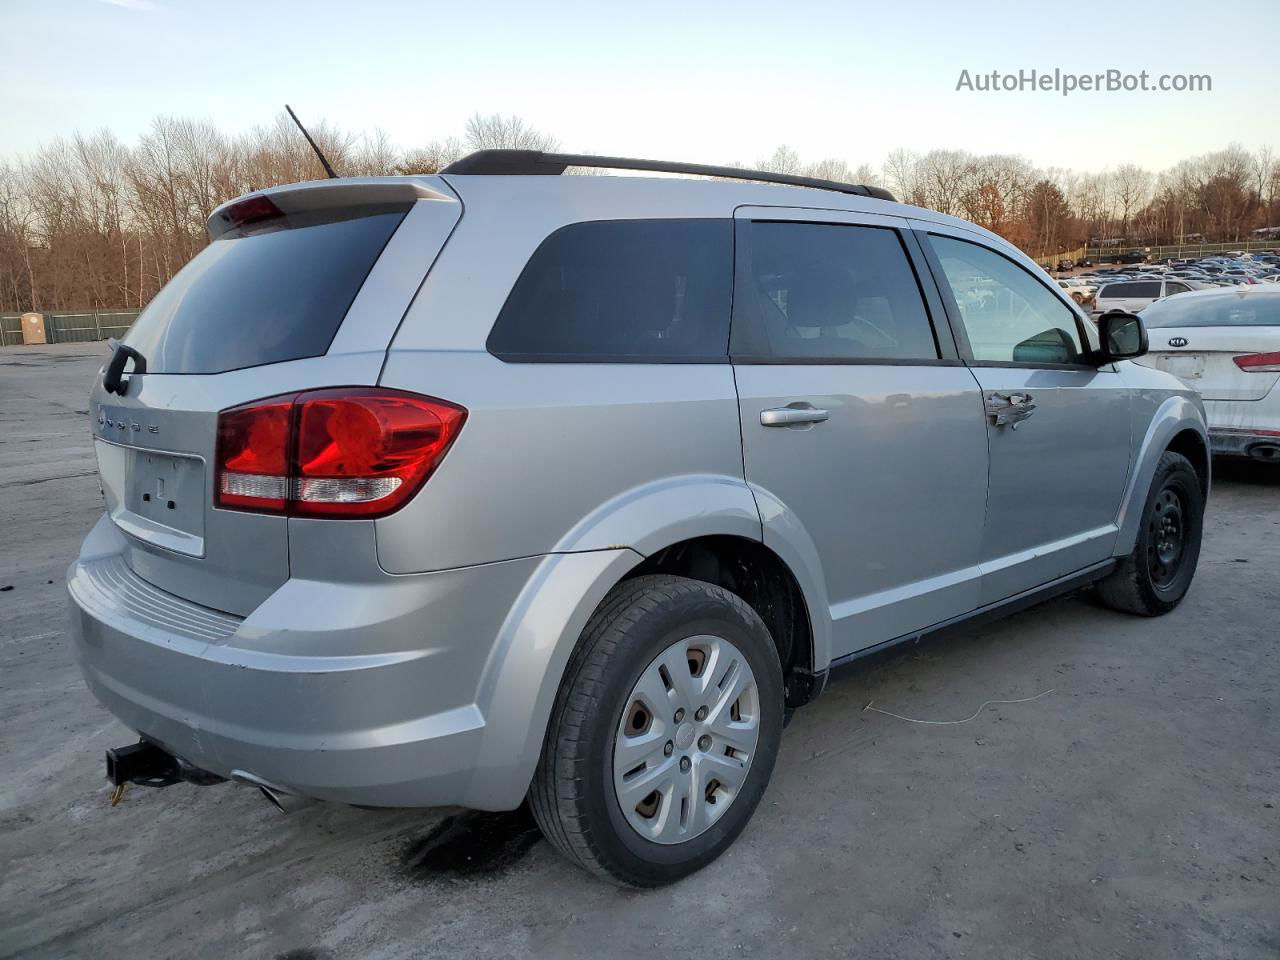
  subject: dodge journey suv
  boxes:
[69,150,1209,886]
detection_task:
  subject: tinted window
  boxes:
[1164,281,1191,295]
[930,234,1084,364]
[1110,281,1161,298]
[1143,293,1280,328]
[124,209,408,374]
[487,219,731,361]
[732,221,937,360]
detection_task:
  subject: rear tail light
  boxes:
[1233,351,1280,373]
[215,388,467,518]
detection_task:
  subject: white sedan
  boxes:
[1133,286,1280,464]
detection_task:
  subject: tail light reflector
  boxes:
[1233,351,1280,372]
[215,388,467,518]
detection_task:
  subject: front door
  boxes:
[732,208,989,658]
[919,226,1133,604]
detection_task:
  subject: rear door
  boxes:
[732,207,989,657]
[918,225,1132,604]
[91,183,460,615]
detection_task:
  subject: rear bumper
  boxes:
[68,515,543,808]
[1208,428,1280,458]
[1204,398,1280,458]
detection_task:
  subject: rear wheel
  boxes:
[1096,451,1203,616]
[528,574,784,887]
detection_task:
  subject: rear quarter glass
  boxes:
[123,206,409,374]
[486,218,732,362]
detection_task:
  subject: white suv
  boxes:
[1093,278,1197,314]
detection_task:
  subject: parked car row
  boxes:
[1079,254,1280,314]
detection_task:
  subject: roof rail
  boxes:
[441,150,896,202]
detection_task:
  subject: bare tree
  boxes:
[464,113,558,152]
[0,115,1275,315]
[1110,164,1153,238]
[757,145,803,175]
[397,138,464,175]
[915,149,975,217]
[883,148,922,206]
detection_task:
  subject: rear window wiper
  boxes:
[103,342,147,396]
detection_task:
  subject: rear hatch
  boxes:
[90,178,461,616]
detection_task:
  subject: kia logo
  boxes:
[1168,337,1188,347]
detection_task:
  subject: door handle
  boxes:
[984,392,1036,429]
[760,405,830,427]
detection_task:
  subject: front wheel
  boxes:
[528,574,784,887]
[1096,451,1203,616]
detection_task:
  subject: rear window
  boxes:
[487,219,732,362]
[1143,293,1280,328]
[124,208,408,374]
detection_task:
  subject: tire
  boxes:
[1071,292,1086,304]
[1095,451,1203,616]
[528,574,784,887]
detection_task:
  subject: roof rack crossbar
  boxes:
[441,150,896,202]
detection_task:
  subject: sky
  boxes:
[2,0,1277,175]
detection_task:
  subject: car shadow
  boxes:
[1213,457,1280,487]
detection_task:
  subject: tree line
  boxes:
[1,112,1276,314]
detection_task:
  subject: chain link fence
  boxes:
[1031,239,1280,271]
[1080,240,1280,264]
[0,310,139,347]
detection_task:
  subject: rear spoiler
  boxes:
[207,177,457,240]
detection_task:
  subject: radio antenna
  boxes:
[285,104,339,179]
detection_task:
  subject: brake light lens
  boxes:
[215,388,467,518]
[1233,351,1280,373]
[217,193,283,229]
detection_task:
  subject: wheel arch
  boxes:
[622,534,824,710]
[1166,427,1210,502]
[1115,395,1210,556]
[462,480,830,810]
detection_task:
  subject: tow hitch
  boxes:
[106,741,225,789]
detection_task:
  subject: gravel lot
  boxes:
[1,342,1277,960]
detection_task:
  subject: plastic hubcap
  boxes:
[612,634,759,845]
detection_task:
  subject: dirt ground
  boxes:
[1,342,1276,959]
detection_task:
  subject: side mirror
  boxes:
[1012,327,1077,365]
[1096,310,1147,362]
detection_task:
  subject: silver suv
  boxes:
[69,151,1209,886]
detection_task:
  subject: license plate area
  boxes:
[95,440,206,557]
[1153,353,1205,382]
